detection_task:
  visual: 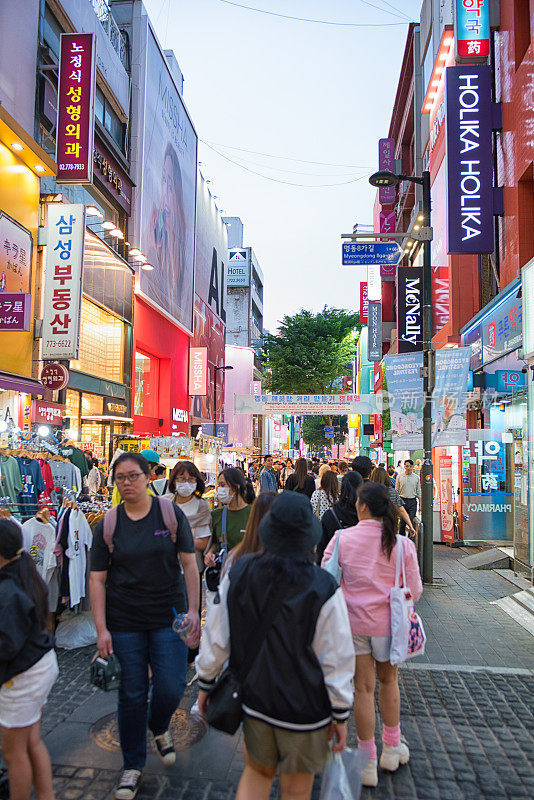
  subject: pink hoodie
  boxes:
[322,519,423,637]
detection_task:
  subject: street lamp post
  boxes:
[369,169,434,583]
[213,365,233,438]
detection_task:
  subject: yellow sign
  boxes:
[117,439,150,453]
[348,414,359,429]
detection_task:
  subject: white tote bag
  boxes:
[389,534,426,665]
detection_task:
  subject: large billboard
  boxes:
[190,297,225,423]
[139,30,197,333]
[194,173,227,322]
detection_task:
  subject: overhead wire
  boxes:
[200,139,369,169]
[217,0,408,27]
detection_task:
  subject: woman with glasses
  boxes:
[90,453,200,800]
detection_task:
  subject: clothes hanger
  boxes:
[35,508,51,524]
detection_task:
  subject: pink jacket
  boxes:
[322,519,423,637]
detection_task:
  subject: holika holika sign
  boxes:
[234,394,383,415]
[445,65,494,254]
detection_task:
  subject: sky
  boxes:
[142,0,423,332]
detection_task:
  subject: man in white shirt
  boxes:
[395,459,421,537]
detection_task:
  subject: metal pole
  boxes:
[421,170,434,583]
[213,368,217,438]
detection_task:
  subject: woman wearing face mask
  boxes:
[204,468,252,568]
[167,461,212,662]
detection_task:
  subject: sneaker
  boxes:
[379,735,410,772]
[361,758,378,787]
[153,730,176,766]
[115,769,142,800]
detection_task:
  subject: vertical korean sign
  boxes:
[55,33,96,184]
[378,138,395,205]
[439,455,455,543]
[445,65,494,254]
[41,205,86,359]
[379,209,396,277]
[455,0,490,60]
[359,282,368,323]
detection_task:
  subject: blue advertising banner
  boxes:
[432,347,471,447]
[445,65,494,254]
[342,242,401,266]
[384,352,424,450]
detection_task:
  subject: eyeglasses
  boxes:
[115,472,145,485]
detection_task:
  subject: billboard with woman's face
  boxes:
[139,30,197,332]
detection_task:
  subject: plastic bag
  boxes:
[55,611,97,650]
[319,748,368,800]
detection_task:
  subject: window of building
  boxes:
[43,5,62,57]
[71,298,125,382]
[514,0,531,68]
[95,87,125,151]
[134,351,159,417]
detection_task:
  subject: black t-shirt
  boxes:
[284,473,316,499]
[91,498,194,632]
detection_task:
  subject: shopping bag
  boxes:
[323,531,342,583]
[319,748,367,800]
[390,534,426,665]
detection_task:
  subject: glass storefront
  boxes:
[71,297,125,382]
[134,351,158,417]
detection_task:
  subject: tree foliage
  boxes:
[263,306,360,394]
[302,415,348,449]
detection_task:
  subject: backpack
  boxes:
[102,496,178,553]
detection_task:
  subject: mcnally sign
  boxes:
[397,267,423,353]
[445,65,494,254]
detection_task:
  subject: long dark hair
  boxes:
[320,469,339,504]
[233,492,276,562]
[357,482,397,559]
[168,460,205,496]
[293,457,309,490]
[339,470,363,509]
[219,467,250,503]
[0,519,48,629]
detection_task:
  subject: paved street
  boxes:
[40,546,534,800]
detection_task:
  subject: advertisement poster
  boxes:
[384,352,424,450]
[234,394,382,416]
[194,174,228,321]
[190,297,225,422]
[439,455,455,543]
[0,212,32,294]
[139,30,197,333]
[432,346,471,447]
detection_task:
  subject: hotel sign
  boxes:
[445,66,494,254]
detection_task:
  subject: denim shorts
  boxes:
[352,634,392,662]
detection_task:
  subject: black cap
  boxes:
[258,492,322,559]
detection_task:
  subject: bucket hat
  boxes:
[139,448,160,465]
[258,492,322,559]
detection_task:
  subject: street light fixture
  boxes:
[369,167,434,584]
[213,365,233,439]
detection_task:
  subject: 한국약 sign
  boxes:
[445,65,494,254]
[234,394,383,416]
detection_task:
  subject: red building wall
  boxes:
[133,297,190,436]
[495,1,534,290]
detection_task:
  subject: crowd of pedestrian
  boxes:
[0,448,424,800]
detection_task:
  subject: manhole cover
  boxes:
[90,708,207,753]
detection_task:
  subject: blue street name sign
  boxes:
[342,241,401,266]
[324,426,334,432]
[325,432,335,439]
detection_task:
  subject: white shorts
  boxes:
[352,634,392,662]
[0,650,58,729]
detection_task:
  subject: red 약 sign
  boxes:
[55,33,96,184]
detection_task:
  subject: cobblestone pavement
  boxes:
[37,547,534,799]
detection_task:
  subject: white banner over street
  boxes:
[234,394,382,415]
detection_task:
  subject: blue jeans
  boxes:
[111,627,187,770]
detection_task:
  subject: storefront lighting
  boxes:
[125,241,130,247]
[141,263,154,271]
[34,164,45,172]
[413,224,420,231]
[136,255,147,263]
[102,220,116,230]
[129,248,141,256]
[11,142,23,151]
[109,228,124,238]
[37,425,50,437]
[86,205,103,218]
[417,214,424,221]
[423,26,454,114]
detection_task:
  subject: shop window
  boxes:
[83,231,133,322]
[134,351,158,417]
[95,87,126,152]
[71,298,125,382]
[514,0,531,68]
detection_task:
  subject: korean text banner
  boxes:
[384,352,424,450]
[55,33,96,184]
[432,347,471,447]
[445,65,494,254]
[41,204,85,360]
[234,394,382,416]
[139,30,197,333]
[455,0,490,59]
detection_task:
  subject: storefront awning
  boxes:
[0,372,46,395]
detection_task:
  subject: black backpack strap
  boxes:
[330,507,344,529]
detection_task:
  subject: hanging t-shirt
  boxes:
[22,518,57,582]
[60,446,89,478]
[0,454,23,502]
[17,458,46,512]
[37,459,55,493]
[50,460,82,495]
[64,509,93,607]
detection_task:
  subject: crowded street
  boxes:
[0,1,533,799]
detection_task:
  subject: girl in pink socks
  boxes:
[322,482,422,787]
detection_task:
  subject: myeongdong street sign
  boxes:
[342,241,402,266]
[234,394,383,415]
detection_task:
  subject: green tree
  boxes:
[302,415,348,450]
[263,306,360,395]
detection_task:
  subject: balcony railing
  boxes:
[90,0,128,69]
